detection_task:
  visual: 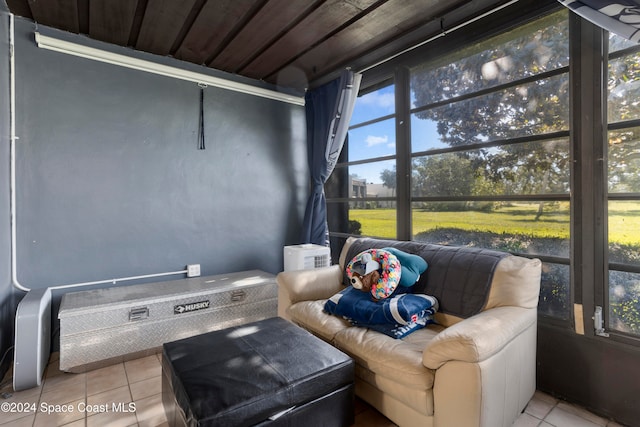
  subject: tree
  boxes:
[380,167,396,196]
[412,155,474,197]
[608,131,640,193]
[608,41,640,124]
[410,11,571,212]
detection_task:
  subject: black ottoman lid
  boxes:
[163,317,353,426]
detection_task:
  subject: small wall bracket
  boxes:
[593,306,610,337]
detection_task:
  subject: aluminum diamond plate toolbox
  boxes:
[58,270,277,372]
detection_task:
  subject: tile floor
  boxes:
[0,352,628,427]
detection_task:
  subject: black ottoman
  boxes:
[162,317,354,427]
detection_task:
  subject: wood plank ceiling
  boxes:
[6,0,511,91]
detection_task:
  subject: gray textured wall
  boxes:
[2,18,308,355]
[12,18,307,291]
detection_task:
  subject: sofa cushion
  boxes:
[289,298,441,392]
[341,238,507,319]
[485,256,542,310]
[415,245,507,317]
[333,325,437,391]
[288,300,352,342]
[288,300,438,415]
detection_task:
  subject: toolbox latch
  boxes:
[129,307,149,321]
[231,290,246,302]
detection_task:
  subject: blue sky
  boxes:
[348,85,441,184]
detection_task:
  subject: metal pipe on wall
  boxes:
[8,12,28,292]
[8,15,192,292]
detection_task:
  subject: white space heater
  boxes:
[284,244,331,271]
[13,288,51,391]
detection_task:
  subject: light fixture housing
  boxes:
[34,32,305,106]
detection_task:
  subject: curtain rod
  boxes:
[34,32,305,106]
[358,0,521,74]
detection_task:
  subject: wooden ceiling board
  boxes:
[210,0,319,73]
[89,0,138,46]
[283,0,463,84]
[6,0,33,20]
[239,0,382,80]
[77,0,89,34]
[6,0,516,91]
[28,0,80,33]
[174,0,264,65]
[135,0,199,55]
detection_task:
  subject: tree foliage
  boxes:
[379,167,396,192]
[605,36,640,195]
[408,11,571,205]
[370,10,640,328]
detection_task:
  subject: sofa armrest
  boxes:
[277,265,344,320]
[422,306,537,369]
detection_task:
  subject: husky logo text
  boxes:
[174,300,210,314]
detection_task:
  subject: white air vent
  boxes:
[14,288,51,391]
[283,244,331,271]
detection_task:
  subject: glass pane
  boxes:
[410,115,440,151]
[350,84,395,125]
[608,53,640,123]
[327,197,350,235]
[348,160,396,189]
[608,201,640,265]
[349,202,396,239]
[410,10,568,107]
[609,270,640,335]
[539,263,571,320]
[348,119,396,162]
[411,139,570,197]
[412,153,478,197]
[411,201,569,257]
[411,74,569,151]
[609,32,639,54]
[608,128,640,193]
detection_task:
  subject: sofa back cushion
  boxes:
[485,255,541,310]
[340,238,541,326]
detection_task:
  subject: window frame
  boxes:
[326,77,399,241]
[603,34,640,343]
[328,0,640,346]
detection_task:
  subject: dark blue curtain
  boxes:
[558,0,640,42]
[301,70,361,245]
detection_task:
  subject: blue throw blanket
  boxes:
[324,287,438,338]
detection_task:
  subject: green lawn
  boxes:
[349,201,640,246]
[350,202,640,333]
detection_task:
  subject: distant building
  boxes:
[349,176,367,208]
[366,183,395,208]
[348,177,395,208]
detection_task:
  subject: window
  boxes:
[607,34,640,337]
[328,83,397,239]
[329,3,640,340]
[409,10,571,319]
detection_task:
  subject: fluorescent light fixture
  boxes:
[34,32,305,106]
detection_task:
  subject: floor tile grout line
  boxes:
[122,361,142,426]
[83,362,88,425]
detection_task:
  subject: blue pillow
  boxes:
[324,287,438,338]
[383,247,428,288]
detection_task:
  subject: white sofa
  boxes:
[277,237,542,427]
